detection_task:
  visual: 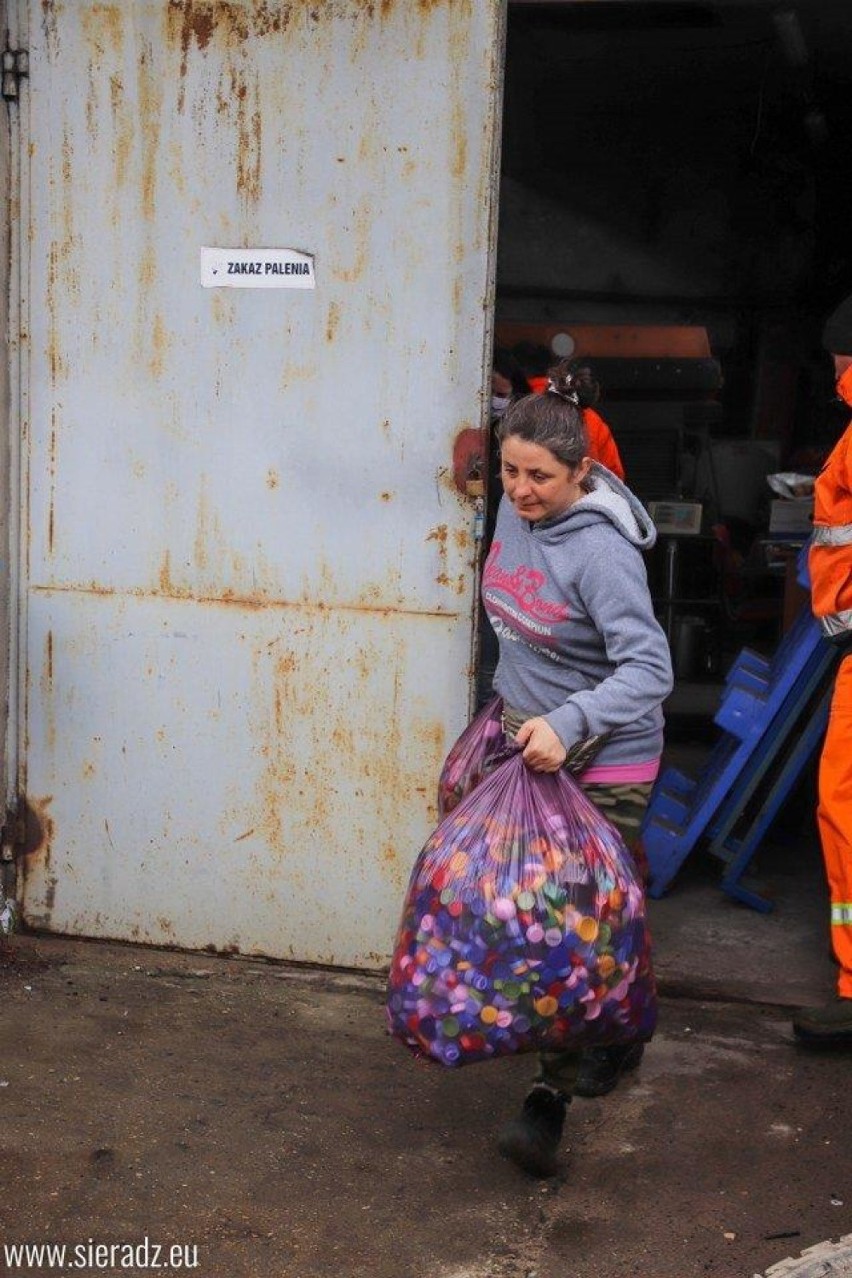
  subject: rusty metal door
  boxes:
[13,1,505,965]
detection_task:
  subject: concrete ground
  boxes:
[2,732,849,1278]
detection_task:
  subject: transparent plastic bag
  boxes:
[437,694,505,818]
[387,749,656,1067]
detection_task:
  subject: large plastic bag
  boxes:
[387,750,656,1067]
[437,694,505,817]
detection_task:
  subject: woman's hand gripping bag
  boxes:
[437,695,505,818]
[387,751,656,1067]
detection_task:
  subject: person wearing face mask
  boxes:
[491,378,514,420]
[492,347,532,419]
[792,295,852,1046]
[485,360,673,1176]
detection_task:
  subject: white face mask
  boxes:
[491,394,511,418]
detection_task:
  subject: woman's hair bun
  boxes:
[546,359,600,409]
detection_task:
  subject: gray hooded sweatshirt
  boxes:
[483,463,674,777]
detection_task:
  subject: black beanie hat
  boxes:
[823,294,852,354]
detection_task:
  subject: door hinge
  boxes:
[2,48,29,101]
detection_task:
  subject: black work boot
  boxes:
[497,1084,568,1178]
[793,998,852,1046]
[573,1041,645,1098]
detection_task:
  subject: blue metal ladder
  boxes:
[643,550,835,901]
[712,680,834,911]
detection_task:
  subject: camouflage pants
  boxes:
[535,780,654,1096]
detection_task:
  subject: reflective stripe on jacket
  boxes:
[810,427,852,645]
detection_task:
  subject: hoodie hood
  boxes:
[532,462,657,550]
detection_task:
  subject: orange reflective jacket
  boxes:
[582,407,626,481]
[810,407,852,644]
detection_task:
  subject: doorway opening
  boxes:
[477,0,851,926]
[480,0,852,708]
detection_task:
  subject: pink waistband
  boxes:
[577,758,661,785]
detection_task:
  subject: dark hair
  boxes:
[563,361,600,408]
[511,341,553,377]
[497,359,589,469]
[493,345,532,398]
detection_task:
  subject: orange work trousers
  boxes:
[818,655,852,997]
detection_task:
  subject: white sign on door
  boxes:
[200,246,315,289]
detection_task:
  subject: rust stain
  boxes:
[428,523,455,592]
[137,50,160,221]
[167,139,188,199]
[45,631,53,686]
[110,74,133,188]
[47,408,58,557]
[329,199,370,284]
[415,718,446,757]
[330,724,357,755]
[452,276,463,316]
[82,761,96,779]
[194,481,209,572]
[278,359,314,388]
[266,469,279,490]
[149,314,171,379]
[18,795,57,911]
[159,550,175,595]
[232,69,262,204]
[166,1,290,111]
[79,4,124,67]
[325,301,340,343]
[60,132,74,249]
[379,492,393,503]
[211,291,235,329]
[452,90,469,185]
[139,245,157,288]
[85,77,98,140]
[426,524,449,547]
[259,648,301,851]
[245,613,453,890]
[33,581,461,623]
[46,245,69,383]
[168,0,216,103]
[98,5,124,53]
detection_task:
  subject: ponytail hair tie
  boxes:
[546,378,580,407]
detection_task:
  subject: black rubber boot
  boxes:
[497,1084,567,1178]
[573,1041,645,1098]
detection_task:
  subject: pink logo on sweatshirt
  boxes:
[483,541,570,623]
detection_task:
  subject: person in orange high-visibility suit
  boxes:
[793,293,852,1045]
[527,368,625,480]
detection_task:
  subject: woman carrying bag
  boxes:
[484,360,673,1176]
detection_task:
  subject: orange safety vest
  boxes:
[582,407,626,482]
[809,368,852,645]
[810,364,852,997]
